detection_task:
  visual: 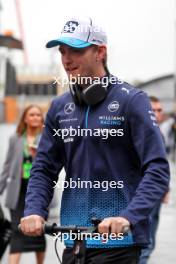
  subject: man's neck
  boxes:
[79,68,107,89]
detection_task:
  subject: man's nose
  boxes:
[62,51,73,65]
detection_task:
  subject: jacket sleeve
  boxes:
[24,101,65,219]
[0,136,15,194]
[120,92,170,225]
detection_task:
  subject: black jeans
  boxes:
[62,246,141,264]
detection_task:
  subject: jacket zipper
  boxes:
[85,106,90,129]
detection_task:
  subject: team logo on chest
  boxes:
[108,101,120,112]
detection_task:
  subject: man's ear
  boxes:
[97,45,107,62]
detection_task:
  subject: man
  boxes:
[20,17,170,264]
[150,96,164,124]
[139,96,169,264]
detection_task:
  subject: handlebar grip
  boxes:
[91,217,102,226]
[43,223,89,234]
[43,223,57,234]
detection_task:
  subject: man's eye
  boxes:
[59,47,65,54]
[59,50,64,55]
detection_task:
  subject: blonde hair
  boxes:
[16,105,44,136]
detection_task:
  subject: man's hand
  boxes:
[98,217,130,234]
[20,215,45,236]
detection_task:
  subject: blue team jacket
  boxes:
[24,78,170,248]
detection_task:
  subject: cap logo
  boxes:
[63,21,79,33]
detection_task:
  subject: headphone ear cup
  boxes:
[82,83,107,105]
[69,84,83,105]
[70,75,109,106]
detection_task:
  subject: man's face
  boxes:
[151,101,164,124]
[58,44,105,83]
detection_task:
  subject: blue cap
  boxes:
[46,37,92,49]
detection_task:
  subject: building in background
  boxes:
[0,37,67,123]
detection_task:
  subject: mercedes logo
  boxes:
[64,102,75,114]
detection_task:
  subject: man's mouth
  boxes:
[65,66,78,72]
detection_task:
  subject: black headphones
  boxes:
[69,71,111,106]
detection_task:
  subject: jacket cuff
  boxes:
[23,209,48,220]
[119,211,139,226]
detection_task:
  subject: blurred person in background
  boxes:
[165,113,176,160]
[172,115,176,160]
[159,111,175,157]
[150,96,164,124]
[0,105,46,264]
[139,96,169,264]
